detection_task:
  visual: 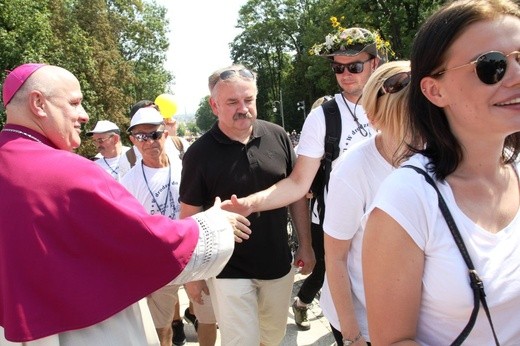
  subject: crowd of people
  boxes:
[1,0,520,345]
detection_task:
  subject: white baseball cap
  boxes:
[127,107,164,132]
[86,120,120,137]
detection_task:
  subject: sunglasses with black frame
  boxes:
[331,57,374,74]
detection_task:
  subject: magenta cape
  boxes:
[0,125,199,342]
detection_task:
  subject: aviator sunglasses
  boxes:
[210,68,255,90]
[219,68,255,81]
[377,71,411,98]
[432,50,520,85]
[131,130,164,142]
[331,58,374,74]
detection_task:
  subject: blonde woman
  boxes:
[321,60,412,345]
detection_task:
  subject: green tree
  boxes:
[195,96,216,133]
[0,0,173,157]
[231,0,313,131]
[0,0,57,127]
[112,0,173,101]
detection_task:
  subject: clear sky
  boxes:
[156,0,247,116]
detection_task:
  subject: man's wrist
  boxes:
[343,331,362,345]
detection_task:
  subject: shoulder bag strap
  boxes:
[315,99,342,225]
[125,147,137,168]
[403,165,500,346]
[170,136,184,160]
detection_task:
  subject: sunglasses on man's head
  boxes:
[131,130,164,142]
[219,68,255,81]
[331,58,373,74]
[377,71,411,98]
[433,50,520,85]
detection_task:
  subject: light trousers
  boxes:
[208,270,294,346]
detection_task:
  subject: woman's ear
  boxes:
[420,76,449,108]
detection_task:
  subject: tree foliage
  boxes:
[1,0,446,152]
[0,0,172,157]
[195,96,216,133]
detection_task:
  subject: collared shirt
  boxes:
[180,120,296,280]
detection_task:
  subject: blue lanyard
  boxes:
[141,159,172,216]
[103,157,119,178]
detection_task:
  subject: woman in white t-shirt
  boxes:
[322,61,413,346]
[363,1,520,345]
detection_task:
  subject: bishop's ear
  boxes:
[28,90,48,118]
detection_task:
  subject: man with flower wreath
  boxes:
[223,22,386,335]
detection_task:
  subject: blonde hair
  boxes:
[361,60,411,165]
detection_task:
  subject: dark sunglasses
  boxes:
[331,58,373,74]
[377,71,411,98]
[131,130,164,142]
[219,68,255,81]
[433,50,520,85]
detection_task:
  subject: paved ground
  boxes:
[178,271,336,345]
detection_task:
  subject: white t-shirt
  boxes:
[119,137,189,179]
[94,146,130,181]
[367,154,520,345]
[120,159,182,220]
[296,93,374,223]
[320,136,392,340]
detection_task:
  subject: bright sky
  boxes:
[156,0,247,116]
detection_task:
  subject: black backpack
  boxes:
[309,98,342,226]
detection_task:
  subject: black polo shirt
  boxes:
[180,119,296,279]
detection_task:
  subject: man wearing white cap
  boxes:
[0,63,251,345]
[86,120,130,181]
[121,106,185,346]
[118,100,188,179]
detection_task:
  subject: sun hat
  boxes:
[2,63,47,106]
[127,107,164,132]
[86,120,120,137]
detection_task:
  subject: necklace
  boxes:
[102,157,119,177]
[2,128,43,143]
[141,159,172,216]
[341,93,369,138]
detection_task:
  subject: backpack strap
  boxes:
[314,98,342,226]
[125,147,137,168]
[170,136,185,160]
[403,165,500,346]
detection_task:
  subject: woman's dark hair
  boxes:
[408,0,520,180]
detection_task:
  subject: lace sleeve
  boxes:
[170,208,235,284]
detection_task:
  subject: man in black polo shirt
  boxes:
[179,64,315,346]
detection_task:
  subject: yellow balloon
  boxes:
[154,94,178,118]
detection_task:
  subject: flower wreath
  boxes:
[309,16,393,59]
